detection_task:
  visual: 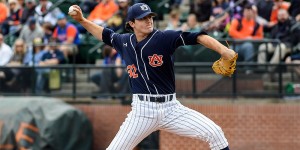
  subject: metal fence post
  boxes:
[277,40,283,98]
[278,63,283,98]
[72,45,77,100]
[192,66,196,98]
[232,41,237,99]
[31,46,36,95]
[233,72,237,99]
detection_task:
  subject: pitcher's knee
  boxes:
[208,126,228,150]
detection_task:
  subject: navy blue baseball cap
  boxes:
[126,3,157,22]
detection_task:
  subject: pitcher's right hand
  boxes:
[68,5,84,23]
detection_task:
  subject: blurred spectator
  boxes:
[52,13,80,61]
[169,0,182,9]
[0,0,9,25]
[255,0,275,35]
[0,34,13,66]
[19,17,44,50]
[257,9,294,69]
[285,54,300,78]
[181,13,201,32]
[17,0,25,8]
[35,42,66,93]
[20,0,37,24]
[8,39,27,66]
[189,0,212,22]
[22,38,47,90]
[252,5,269,27]
[252,5,274,37]
[296,13,300,23]
[1,0,23,35]
[268,0,290,28]
[206,0,230,32]
[0,39,27,92]
[80,0,101,14]
[41,22,54,44]
[229,4,263,66]
[117,0,130,17]
[228,0,247,20]
[91,45,129,99]
[288,0,300,19]
[21,38,47,90]
[23,37,47,66]
[0,33,13,91]
[180,14,201,55]
[229,4,264,39]
[165,9,181,31]
[256,0,274,23]
[107,0,129,32]
[285,17,300,77]
[87,0,119,26]
[35,0,62,26]
[0,34,13,91]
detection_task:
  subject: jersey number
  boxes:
[127,64,138,78]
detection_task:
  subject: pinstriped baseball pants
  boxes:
[107,94,228,150]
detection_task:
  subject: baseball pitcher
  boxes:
[69,3,237,150]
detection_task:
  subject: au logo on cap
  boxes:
[140,4,149,11]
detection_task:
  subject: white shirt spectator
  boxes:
[35,0,62,26]
[0,43,13,66]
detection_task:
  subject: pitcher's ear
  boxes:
[125,21,134,32]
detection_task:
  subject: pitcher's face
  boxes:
[132,15,154,35]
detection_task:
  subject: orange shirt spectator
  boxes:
[270,0,290,24]
[52,25,79,44]
[229,18,263,40]
[0,2,8,24]
[228,5,263,64]
[87,0,119,24]
[52,13,80,58]
[52,13,80,45]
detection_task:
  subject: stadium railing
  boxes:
[0,39,299,100]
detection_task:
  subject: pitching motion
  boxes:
[69,3,236,150]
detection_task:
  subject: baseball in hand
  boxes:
[68,6,77,15]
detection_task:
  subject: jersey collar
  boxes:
[132,29,157,44]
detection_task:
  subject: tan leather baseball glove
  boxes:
[212,53,238,77]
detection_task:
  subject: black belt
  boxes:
[138,95,173,103]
